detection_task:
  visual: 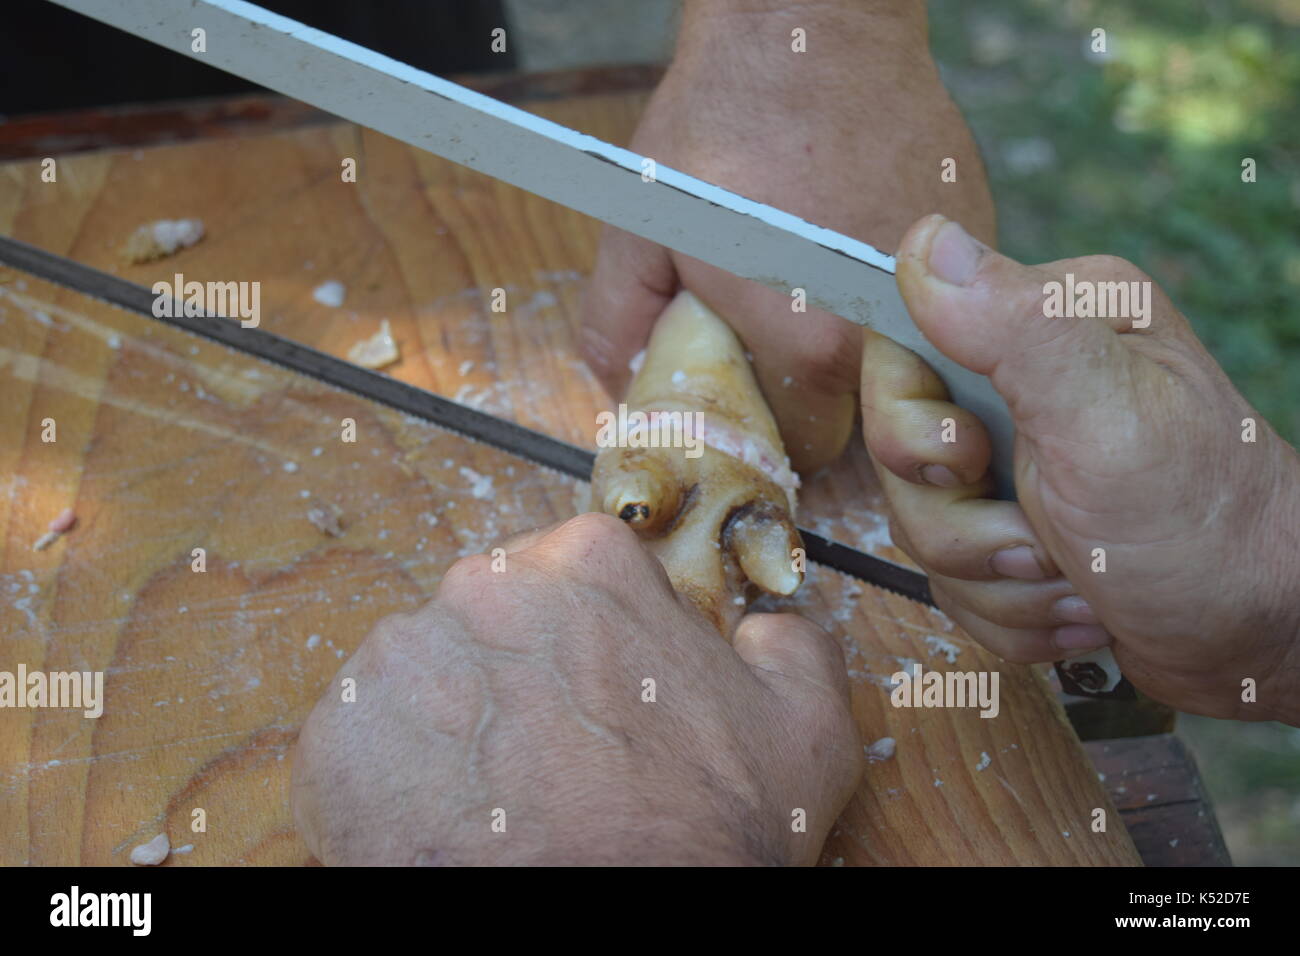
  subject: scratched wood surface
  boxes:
[0,89,1140,865]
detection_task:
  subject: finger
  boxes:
[525,512,675,594]
[895,215,1135,430]
[732,612,863,859]
[929,582,1112,665]
[860,327,992,486]
[924,570,1081,630]
[879,468,1057,582]
[732,612,851,704]
[495,522,566,555]
[679,266,861,472]
[580,226,677,399]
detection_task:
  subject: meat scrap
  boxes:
[122,219,205,264]
[129,833,170,866]
[865,737,897,763]
[346,319,400,369]
[32,508,76,551]
[306,500,344,537]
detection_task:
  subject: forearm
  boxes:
[1255,440,1300,725]
[677,0,930,61]
[660,0,994,246]
[670,0,939,133]
[682,0,926,20]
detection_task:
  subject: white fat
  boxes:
[312,280,346,307]
[150,218,204,252]
[129,833,170,865]
[924,635,962,664]
[459,467,494,500]
[865,737,896,763]
[306,501,343,537]
[33,531,63,551]
[122,218,205,263]
[347,319,400,369]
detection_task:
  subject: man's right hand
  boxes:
[862,214,1300,724]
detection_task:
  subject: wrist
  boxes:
[676,0,929,61]
[667,0,937,131]
[683,0,924,16]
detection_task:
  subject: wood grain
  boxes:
[0,89,1140,865]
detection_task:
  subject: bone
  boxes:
[728,511,802,597]
[596,452,681,535]
[591,291,802,636]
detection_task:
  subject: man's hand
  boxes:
[581,0,996,471]
[291,513,862,866]
[863,214,1300,724]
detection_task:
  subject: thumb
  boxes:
[733,613,852,706]
[580,226,677,400]
[895,214,1131,426]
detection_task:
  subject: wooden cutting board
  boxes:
[0,88,1139,866]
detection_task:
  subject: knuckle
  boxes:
[1083,254,1149,285]
[897,519,959,575]
[561,511,642,552]
[532,512,652,583]
[359,608,429,667]
[437,553,498,598]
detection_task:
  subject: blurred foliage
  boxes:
[927,0,1300,866]
[929,0,1300,443]
[1178,715,1300,865]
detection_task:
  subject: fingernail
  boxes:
[1052,595,1098,625]
[1052,624,1112,652]
[989,545,1046,580]
[927,220,982,286]
[920,463,961,488]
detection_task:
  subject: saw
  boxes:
[27,0,1129,698]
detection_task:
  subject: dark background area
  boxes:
[0,0,513,115]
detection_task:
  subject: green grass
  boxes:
[929,0,1300,443]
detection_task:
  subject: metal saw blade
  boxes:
[0,235,936,607]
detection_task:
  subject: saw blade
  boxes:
[0,235,935,607]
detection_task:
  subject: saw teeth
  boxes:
[729,510,803,597]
